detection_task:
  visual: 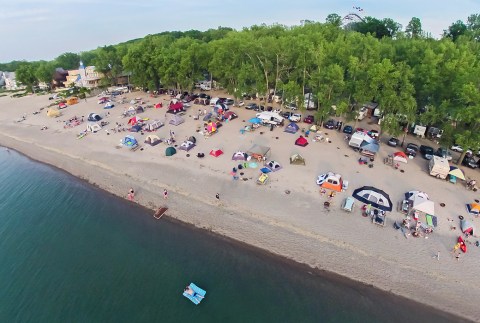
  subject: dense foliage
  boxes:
[3,14,480,153]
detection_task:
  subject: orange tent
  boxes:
[317,172,343,192]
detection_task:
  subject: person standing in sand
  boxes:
[127,189,135,201]
[163,189,168,199]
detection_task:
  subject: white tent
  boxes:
[87,122,102,132]
[409,193,435,215]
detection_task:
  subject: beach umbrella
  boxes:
[448,166,465,180]
[248,117,262,124]
[352,186,393,211]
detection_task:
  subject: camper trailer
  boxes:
[348,132,367,149]
[256,112,285,126]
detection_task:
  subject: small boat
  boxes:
[458,236,467,253]
[183,283,206,305]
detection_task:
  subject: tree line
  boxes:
[3,14,480,156]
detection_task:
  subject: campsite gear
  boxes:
[428,156,450,179]
[466,203,480,215]
[295,136,309,147]
[285,122,300,134]
[183,283,206,305]
[179,141,196,151]
[458,236,467,253]
[290,154,306,165]
[461,219,474,235]
[371,209,387,226]
[352,186,393,212]
[448,166,465,180]
[210,149,223,157]
[260,167,271,173]
[266,160,282,172]
[121,135,139,150]
[384,155,393,166]
[145,135,161,146]
[466,180,478,191]
[341,197,355,212]
[165,146,177,156]
[257,173,269,185]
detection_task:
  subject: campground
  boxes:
[0,91,479,322]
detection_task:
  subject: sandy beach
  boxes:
[0,92,479,321]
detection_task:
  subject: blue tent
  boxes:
[260,167,272,173]
[122,135,138,148]
[248,117,262,124]
[130,124,142,132]
[284,122,300,134]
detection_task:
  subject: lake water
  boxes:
[0,149,465,323]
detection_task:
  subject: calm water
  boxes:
[0,149,464,323]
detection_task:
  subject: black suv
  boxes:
[419,145,434,160]
[245,103,258,110]
[405,143,419,157]
[324,119,336,129]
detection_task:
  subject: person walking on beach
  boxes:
[127,188,135,201]
[163,189,168,199]
[215,193,220,200]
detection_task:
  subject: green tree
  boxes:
[16,63,38,92]
[54,52,80,70]
[94,45,124,86]
[443,20,467,41]
[405,17,422,38]
[325,13,342,27]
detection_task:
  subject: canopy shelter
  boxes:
[461,219,474,235]
[266,160,282,172]
[146,120,164,131]
[284,122,300,134]
[168,101,184,113]
[466,203,480,215]
[393,151,408,164]
[290,154,305,165]
[409,193,435,215]
[295,136,309,147]
[47,107,61,117]
[206,122,217,133]
[232,151,248,161]
[127,116,139,125]
[248,117,262,124]
[104,102,115,109]
[122,135,138,148]
[210,149,223,157]
[360,141,379,153]
[449,166,465,180]
[352,186,393,211]
[169,114,185,126]
[144,134,161,146]
[247,144,271,160]
[86,122,101,132]
[165,146,176,156]
[179,140,196,151]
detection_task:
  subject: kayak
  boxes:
[458,236,467,253]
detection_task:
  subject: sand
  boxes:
[0,92,479,321]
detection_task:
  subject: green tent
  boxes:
[165,146,177,156]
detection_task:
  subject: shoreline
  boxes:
[1,93,479,322]
[0,146,467,323]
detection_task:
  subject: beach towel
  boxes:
[425,214,433,227]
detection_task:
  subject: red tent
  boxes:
[154,103,163,109]
[169,101,183,112]
[210,149,224,157]
[295,136,309,147]
[128,116,139,125]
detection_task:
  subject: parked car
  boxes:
[245,103,258,110]
[419,145,434,160]
[289,113,302,122]
[223,98,234,105]
[405,143,419,157]
[388,137,399,147]
[450,144,463,152]
[462,157,478,169]
[435,148,453,161]
[304,115,314,124]
[343,125,353,134]
[286,103,298,110]
[324,119,336,129]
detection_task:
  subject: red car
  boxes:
[304,115,314,124]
